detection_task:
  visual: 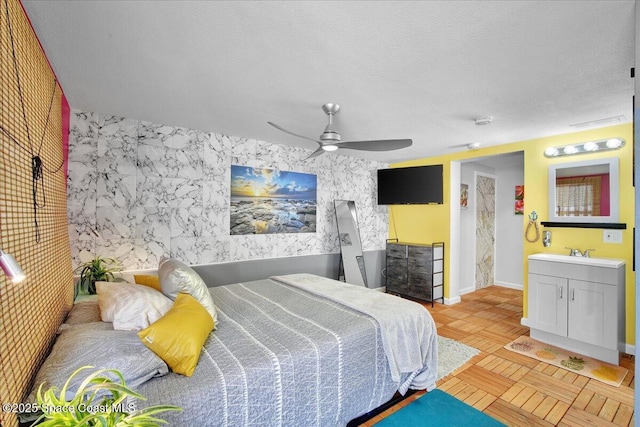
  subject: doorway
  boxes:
[452,152,525,299]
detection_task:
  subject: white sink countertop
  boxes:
[529,253,625,268]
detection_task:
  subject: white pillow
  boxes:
[96,281,173,331]
[158,257,217,325]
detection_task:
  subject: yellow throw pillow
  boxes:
[138,293,214,377]
[134,274,162,292]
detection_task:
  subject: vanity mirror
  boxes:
[545,157,623,227]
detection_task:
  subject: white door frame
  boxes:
[447,161,461,304]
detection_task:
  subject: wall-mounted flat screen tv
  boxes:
[377,165,443,205]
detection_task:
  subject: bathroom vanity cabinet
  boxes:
[527,253,625,364]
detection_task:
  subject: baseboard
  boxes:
[459,286,475,295]
[521,317,529,327]
[444,296,461,305]
[494,281,523,290]
[454,283,523,295]
[624,343,635,356]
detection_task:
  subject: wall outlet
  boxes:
[603,229,623,244]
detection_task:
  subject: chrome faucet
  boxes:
[565,247,595,257]
[565,247,583,257]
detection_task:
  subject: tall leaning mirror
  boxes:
[334,200,368,287]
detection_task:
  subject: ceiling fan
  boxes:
[268,103,412,159]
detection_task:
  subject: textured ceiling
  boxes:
[21,1,635,162]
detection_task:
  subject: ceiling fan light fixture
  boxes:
[320,129,341,142]
[322,144,339,152]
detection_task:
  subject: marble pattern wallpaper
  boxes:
[475,174,496,289]
[67,110,389,270]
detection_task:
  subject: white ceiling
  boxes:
[21,1,635,163]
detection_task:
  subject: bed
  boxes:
[22,272,438,427]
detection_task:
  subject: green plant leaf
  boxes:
[34,366,181,427]
[75,257,124,294]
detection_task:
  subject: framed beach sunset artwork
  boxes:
[230,166,317,234]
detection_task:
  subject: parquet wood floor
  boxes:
[360,285,635,426]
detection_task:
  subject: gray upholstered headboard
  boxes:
[124,250,386,289]
[193,250,386,288]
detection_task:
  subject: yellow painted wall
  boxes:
[391,123,635,344]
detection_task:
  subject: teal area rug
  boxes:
[375,389,505,426]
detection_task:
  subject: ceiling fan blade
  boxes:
[267,121,321,144]
[303,146,325,160]
[336,139,413,152]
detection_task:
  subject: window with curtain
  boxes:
[555,175,602,216]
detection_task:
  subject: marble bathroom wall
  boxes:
[67,110,389,270]
[475,174,496,289]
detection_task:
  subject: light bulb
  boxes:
[606,138,622,149]
[563,145,578,155]
[544,147,558,157]
[582,141,598,151]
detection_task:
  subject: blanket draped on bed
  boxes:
[136,274,437,427]
[272,274,438,393]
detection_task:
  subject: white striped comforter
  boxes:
[136,274,437,426]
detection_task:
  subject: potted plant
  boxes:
[75,256,123,295]
[33,366,182,426]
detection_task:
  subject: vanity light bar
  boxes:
[543,138,625,158]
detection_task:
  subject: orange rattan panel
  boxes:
[0,1,73,426]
